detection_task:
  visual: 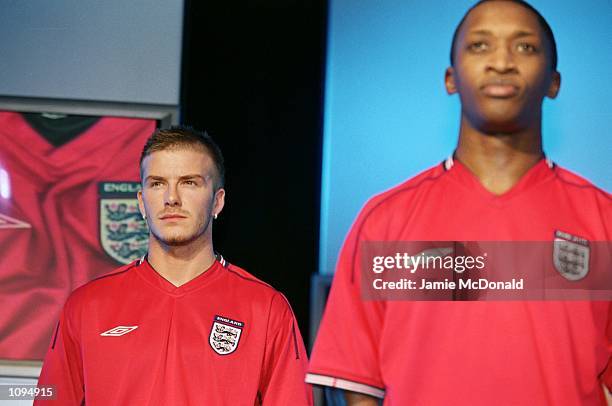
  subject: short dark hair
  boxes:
[450,0,558,71]
[140,126,225,190]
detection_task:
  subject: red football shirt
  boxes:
[307,158,612,405]
[0,112,155,359]
[35,258,312,405]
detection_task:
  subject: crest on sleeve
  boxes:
[99,182,148,264]
[209,315,244,355]
[553,230,590,281]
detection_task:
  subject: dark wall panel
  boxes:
[181,1,327,340]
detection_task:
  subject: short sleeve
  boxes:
[259,292,313,405]
[307,209,386,398]
[34,296,84,405]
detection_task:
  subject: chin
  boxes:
[162,236,194,246]
[152,230,198,247]
[470,109,526,134]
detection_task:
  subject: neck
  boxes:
[455,116,544,195]
[147,234,216,287]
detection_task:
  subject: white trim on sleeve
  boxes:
[305,373,385,399]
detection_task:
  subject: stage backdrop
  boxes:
[319,0,612,274]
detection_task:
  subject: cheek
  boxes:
[454,68,479,96]
[188,192,215,212]
[530,71,551,92]
[521,57,550,82]
[141,190,164,211]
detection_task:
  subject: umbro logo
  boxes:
[0,213,31,229]
[100,326,139,337]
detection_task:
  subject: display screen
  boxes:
[0,111,157,359]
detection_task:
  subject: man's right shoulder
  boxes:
[65,260,140,308]
[358,162,447,222]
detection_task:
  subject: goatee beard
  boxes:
[150,215,213,247]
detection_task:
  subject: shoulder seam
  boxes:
[225,267,279,293]
[87,262,139,284]
[350,169,448,282]
[553,169,611,201]
[50,321,60,350]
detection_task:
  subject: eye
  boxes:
[149,181,163,188]
[182,180,197,186]
[517,43,537,53]
[467,41,489,52]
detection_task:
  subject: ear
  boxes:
[212,188,225,218]
[445,67,458,95]
[546,71,561,99]
[137,190,146,219]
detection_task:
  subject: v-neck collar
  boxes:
[135,258,223,297]
[445,156,555,205]
[2,111,130,164]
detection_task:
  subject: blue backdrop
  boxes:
[319,0,612,274]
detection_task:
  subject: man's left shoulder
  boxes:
[552,164,611,201]
[223,263,282,300]
[222,263,296,320]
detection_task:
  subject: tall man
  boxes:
[307,1,611,405]
[36,127,312,405]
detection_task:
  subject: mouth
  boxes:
[160,214,187,220]
[481,81,520,98]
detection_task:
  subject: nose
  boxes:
[164,184,181,207]
[487,43,517,73]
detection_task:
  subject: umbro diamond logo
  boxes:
[100,326,139,337]
[0,213,31,229]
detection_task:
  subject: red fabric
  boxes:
[605,312,612,392]
[0,112,155,359]
[35,259,312,405]
[308,159,612,405]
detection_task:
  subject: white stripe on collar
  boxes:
[444,155,554,170]
[545,157,554,169]
[444,156,454,170]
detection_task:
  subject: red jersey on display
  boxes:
[0,112,155,359]
[307,158,612,405]
[35,259,312,405]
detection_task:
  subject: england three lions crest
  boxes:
[99,182,148,265]
[553,230,590,281]
[209,315,244,355]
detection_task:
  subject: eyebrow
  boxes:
[467,29,538,38]
[145,174,207,182]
